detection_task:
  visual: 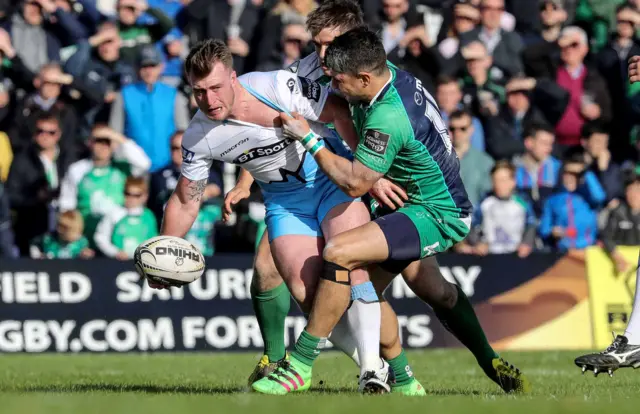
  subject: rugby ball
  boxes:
[134,236,205,287]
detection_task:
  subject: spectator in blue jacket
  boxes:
[108,44,190,172]
[515,123,561,215]
[7,0,87,73]
[581,123,624,203]
[539,152,607,252]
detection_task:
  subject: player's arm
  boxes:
[160,175,206,237]
[313,150,383,197]
[162,124,213,237]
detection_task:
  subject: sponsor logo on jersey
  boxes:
[299,77,321,102]
[286,78,299,94]
[219,138,250,157]
[287,60,300,74]
[181,146,195,164]
[232,138,294,164]
[363,129,390,155]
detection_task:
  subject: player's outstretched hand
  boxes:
[630,56,640,83]
[370,178,408,210]
[223,185,251,222]
[280,112,311,140]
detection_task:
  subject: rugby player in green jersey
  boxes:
[252,27,531,395]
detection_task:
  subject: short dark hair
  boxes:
[524,123,554,140]
[306,0,365,37]
[581,122,608,139]
[324,27,387,76]
[184,39,233,80]
[35,109,60,125]
[449,109,472,121]
[562,146,587,164]
[436,75,459,88]
[491,159,516,177]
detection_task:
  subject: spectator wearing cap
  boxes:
[6,110,76,254]
[601,175,640,273]
[553,26,611,153]
[114,0,173,67]
[459,41,505,122]
[581,123,624,203]
[6,0,87,73]
[109,44,190,173]
[539,151,606,253]
[449,109,494,207]
[436,2,480,76]
[485,76,568,160]
[9,62,80,156]
[436,75,486,151]
[458,0,524,80]
[257,23,311,72]
[514,124,561,215]
[64,21,136,136]
[598,5,640,161]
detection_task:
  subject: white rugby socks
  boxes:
[347,299,382,376]
[328,313,360,365]
[624,259,640,345]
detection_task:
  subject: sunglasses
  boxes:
[36,128,58,136]
[171,145,181,151]
[618,19,636,26]
[284,38,304,45]
[125,191,144,198]
[93,137,111,145]
[449,125,470,132]
[561,41,580,50]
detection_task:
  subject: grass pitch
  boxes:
[2,350,640,414]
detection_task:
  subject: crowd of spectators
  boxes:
[0,0,638,267]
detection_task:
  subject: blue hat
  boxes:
[139,45,162,66]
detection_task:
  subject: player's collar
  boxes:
[367,66,394,107]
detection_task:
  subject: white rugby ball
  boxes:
[134,236,205,287]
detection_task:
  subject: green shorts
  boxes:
[371,201,470,273]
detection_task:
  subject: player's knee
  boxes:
[322,239,350,269]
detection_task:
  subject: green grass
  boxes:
[2,350,640,413]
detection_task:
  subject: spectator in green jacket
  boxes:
[115,0,174,67]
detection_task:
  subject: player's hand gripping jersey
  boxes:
[354,64,473,257]
[181,70,354,240]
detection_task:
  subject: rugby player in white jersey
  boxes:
[149,38,394,393]
[227,0,527,396]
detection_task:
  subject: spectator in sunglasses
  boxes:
[257,23,311,71]
[6,110,76,255]
[9,63,80,157]
[449,109,494,207]
[94,176,158,259]
[539,150,606,253]
[554,26,611,155]
[58,124,150,245]
[598,5,640,161]
[458,0,524,80]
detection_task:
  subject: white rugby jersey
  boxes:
[287,52,325,81]
[181,70,333,189]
